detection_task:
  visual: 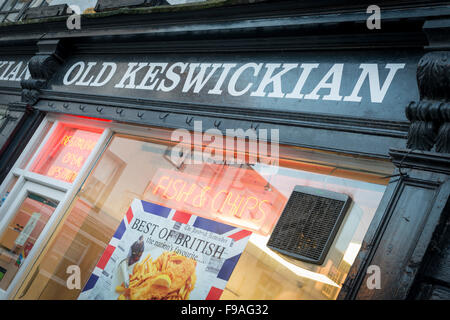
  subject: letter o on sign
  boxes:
[63,61,85,85]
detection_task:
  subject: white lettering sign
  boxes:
[61,61,406,104]
[0,60,31,82]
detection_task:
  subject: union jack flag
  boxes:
[79,199,252,300]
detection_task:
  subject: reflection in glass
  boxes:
[0,176,18,208]
[0,193,58,291]
[30,123,103,183]
[29,0,44,7]
[16,129,389,300]
[2,0,15,11]
[14,0,28,10]
[5,11,17,21]
[19,121,53,170]
[44,0,97,12]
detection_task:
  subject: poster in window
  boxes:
[78,199,252,300]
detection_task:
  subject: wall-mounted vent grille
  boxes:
[267,185,352,265]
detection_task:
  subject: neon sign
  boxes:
[145,167,286,235]
[153,175,270,220]
[32,126,102,183]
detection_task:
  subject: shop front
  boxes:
[0,0,449,301]
[0,49,44,187]
[0,113,394,300]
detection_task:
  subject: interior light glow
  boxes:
[31,124,103,183]
[145,167,287,235]
[68,115,112,122]
[249,233,341,287]
[343,242,362,265]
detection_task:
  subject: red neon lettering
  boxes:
[236,196,259,219]
[153,176,171,195]
[176,182,197,203]
[255,199,270,222]
[192,186,211,208]
[212,189,228,212]
[148,167,287,235]
[165,179,184,200]
[61,152,84,168]
[60,135,97,151]
[226,192,245,217]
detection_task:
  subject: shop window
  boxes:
[22,0,97,20]
[0,175,17,208]
[0,191,59,291]
[94,0,169,12]
[15,127,391,300]
[0,115,110,299]
[94,0,213,13]
[0,0,38,23]
[17,120,53,170]
[0,106,19,150]
[29,123,103,184]
[44,0,96,12]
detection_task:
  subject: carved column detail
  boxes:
[405,100,440,151]
[407,51,450,153]
[20,40,68,106]
[436,103,450,153]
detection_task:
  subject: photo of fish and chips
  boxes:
[115,251,197,300]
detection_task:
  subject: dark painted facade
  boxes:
[0,46,43,184]
[0,0,449,299]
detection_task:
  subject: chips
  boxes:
[116,251,197,300]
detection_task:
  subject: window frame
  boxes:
[0,114,112,299]
[0,0,46,23]
[0,112,393,300]
[0,180,65,299]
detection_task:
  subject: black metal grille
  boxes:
[267,186,351,265]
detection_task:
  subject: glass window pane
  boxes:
[29,0,44,7]
[14,0,29,10]
[0,193,58,290]
[5,11,18,22]
[0,176,18,208]
[17,128,388,300]
[47,0,96,13]
[30,123,103,183]
[0,106,7,129]
[19,121,53,170]
[168,0,207,4]
[2,0,16,11]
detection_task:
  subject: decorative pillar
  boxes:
[406,19,450,153]
[21,39,69,106]
[339,18,450,300]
